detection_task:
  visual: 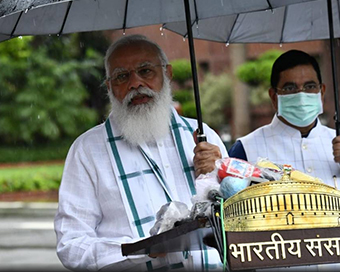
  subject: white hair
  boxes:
[104,34,169,78]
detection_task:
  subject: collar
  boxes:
[272,114,321,139]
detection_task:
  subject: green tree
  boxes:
[200,73,232,129]
[172,72,233,129]
[170,58,197,118]
[0,36,101,145]
[236,49,283,105]
[172,88,197,118]
[33,32,111,121]
[170,59,192,87]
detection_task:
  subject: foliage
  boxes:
[170,59,192,86]
[181,101,197,119]
[0,138,73,163]
[236,49,282,86]
[0,164,63,193]
[173,89,197,118]
[172,72,233,129]
[235,49,283,105]
[200,73,232,129]
[248,85,272,106]
[33,33,111,121]
[0,35,107,145]
[173,88,194,104]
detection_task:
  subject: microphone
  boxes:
[207,189,223,201]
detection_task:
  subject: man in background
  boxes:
[229,49,340,187]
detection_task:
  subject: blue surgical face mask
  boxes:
[277,92,323,127]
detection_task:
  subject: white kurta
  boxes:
[54,107,228,271]
[239,114,340,187]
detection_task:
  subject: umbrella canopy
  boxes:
[0,0,320,138]
[164,0,340,43]
[0,0,318,40]
[164,0,340,135]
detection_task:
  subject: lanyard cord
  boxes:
[217,196,229,272]
[139,147,173,202]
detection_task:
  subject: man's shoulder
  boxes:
[319,122,336,131]
[318,122,336,137]
[176,115,207,133]
[177,115,197,126]
[228,140,247,161]
[71,122,105,147]
[238,124,269,141]
[178,115,217,130]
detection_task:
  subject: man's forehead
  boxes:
[111,61,153,72]
[279,64,318,84]
[109,42,160,69]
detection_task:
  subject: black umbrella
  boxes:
[0,0,320,140]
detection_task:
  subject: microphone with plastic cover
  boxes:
[207,189,223,201]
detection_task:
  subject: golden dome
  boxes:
[223,169,340,232]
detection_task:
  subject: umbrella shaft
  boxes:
[183,0,205,139]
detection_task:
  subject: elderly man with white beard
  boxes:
[54,34,228,272]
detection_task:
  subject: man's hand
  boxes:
[332,136,340,163]
[193,141,222,178]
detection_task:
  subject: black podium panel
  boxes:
[121,218,212,256]
[122,219,340,271]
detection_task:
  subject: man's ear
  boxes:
[166,64,173,80]
[269,87,278,111]
[105,80,110,91]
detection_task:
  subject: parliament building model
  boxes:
[223,166,340,232]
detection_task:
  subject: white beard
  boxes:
[109,76,173,146]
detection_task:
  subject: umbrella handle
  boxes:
[196,134,207,143]
[195,129,207,143]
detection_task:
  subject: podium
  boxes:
[122,218,340,271]
[122,172,340,270]
[122,217,212,256]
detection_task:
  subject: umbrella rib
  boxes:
[10,10,23,37]
[182,20,195,38]
[336,0,340,28]
[10,3,36,38]
[279,6,288,44]
[183,1,199,39]
[123,0,129,31]
[31,0,38,8]
[58,1,73,36]
[193,0,199,23]
[225,14,239,44]
[266,0,273,11]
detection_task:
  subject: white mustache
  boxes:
[124,87,156,106]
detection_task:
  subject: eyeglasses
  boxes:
[107,63,166,86]
[276,83,322,95]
